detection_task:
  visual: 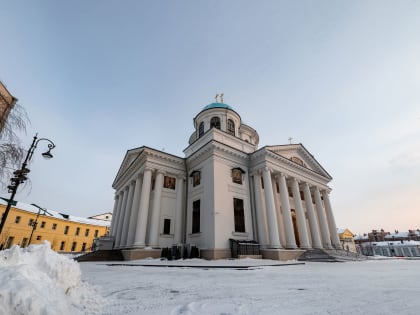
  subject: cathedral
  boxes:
[110,98,341,260]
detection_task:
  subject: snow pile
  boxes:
[0,241,105,315]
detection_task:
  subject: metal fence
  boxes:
[229,239,260,258]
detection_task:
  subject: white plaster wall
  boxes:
[158,190,177,247]
[186,158,215,249]
[213,158,253,249]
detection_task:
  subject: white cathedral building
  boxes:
[110,99,341,260]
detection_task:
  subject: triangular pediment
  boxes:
[113,146,144,186]
[266,144,332,179]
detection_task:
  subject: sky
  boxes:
[0,1,419,235]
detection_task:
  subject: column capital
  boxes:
[144,166,154,173]
[156,169,166,176]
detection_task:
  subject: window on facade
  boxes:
[288,186,293,197]
[227,119,235,136]
[71,242,77,252]
[15,216,21,224]
[40,221,46,228]
[64,226,69,235]
[81,243,86,252]
[275,181,280,193]
[85,229,90,237]
[52,223,57,230]
[60,241,65,251]
[21,238,28,248]
[191,171,201,187]
[28,218,34,227]
[198,122,204,137]
[163,176,176,190]
[300,191,305,200]
[231,168,243,184]
[163,218,171,235]
[94,230,99,238]
[210,117,221,129]
[36,235,42,241]
[233,198,246,233]
[192,200,200,234]
[6,237,14,249]
[75,227,80,236]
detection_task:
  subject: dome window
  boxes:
[198,122,204,137]
[227,119,235,136]
[210,117,221,129]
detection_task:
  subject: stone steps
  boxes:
[75,250,124,262]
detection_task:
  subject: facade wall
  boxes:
[0,205,109,252]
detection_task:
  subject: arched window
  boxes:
[198,122,204,137]
[227,119,235,136]
[210,117,221,129]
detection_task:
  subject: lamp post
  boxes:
[0,134,56,237]
[27,203,53,247]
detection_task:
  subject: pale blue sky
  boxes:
[1,1,419,234]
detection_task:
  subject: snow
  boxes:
[0,242,104,315]
[2,243,420,315]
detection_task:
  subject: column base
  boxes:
[261,249,305,261]
[285,244,297,249]
[121,248,161,260]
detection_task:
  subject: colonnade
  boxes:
[253,167,341,250]
[109,168,184,249]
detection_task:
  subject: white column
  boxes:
[262,168,281,248]
[126,174,143,247]
[291,178,311,249]
[322,190,342,249]
[278,173,297,249]
[112,191,124,238]
[313,187,332,249]
[115,187,129,247]
[133,168,153,247]
[174,176,184,244]
[109,195,119,236]
[302,183,322,249]
[120,180,136,247]
[148,170,165,247]
[253,172,268,246]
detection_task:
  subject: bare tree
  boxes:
[0,103,29,187]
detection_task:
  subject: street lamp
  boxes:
[0,134,56,236]
[27,203,53,247]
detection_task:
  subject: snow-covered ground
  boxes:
[2,243,420,315]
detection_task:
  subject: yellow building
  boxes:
[337,228,357,253]
[0,198,109,252]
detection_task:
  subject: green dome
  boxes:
[202,102,234,111]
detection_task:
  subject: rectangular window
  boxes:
[192,200,200,234]
[71,242,77,252]
[40,221,46,228]
[94,230,99,238]
[36,235,42,241]
[60,241,65,251]
[6,237,14,249]
[75,227,80,236]
[163,218,171,235]
[233,198,246,233]
[28,218,34,226]
[300,191,305,200]
[64,226,69,235]
[85,229,90,237]
[81,242,86,252]
[15,216,21,224]
[275,181,280,193]
[163,176,176,189]
[21,237,28,248]
[288,186,293,197]
[52,223,57,230]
